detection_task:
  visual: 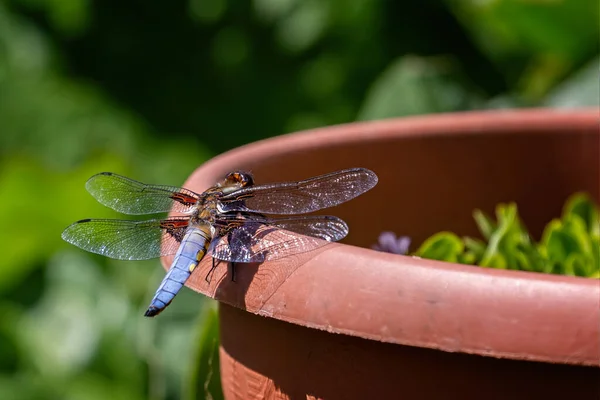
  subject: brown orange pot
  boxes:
[165,108,599,399]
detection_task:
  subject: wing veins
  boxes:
[85,172,199,215]
[61,217,188,260]
[218,168,377,215]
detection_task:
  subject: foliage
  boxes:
[414,193,600,278]
[0,0,597,399]
[184,305,223,400]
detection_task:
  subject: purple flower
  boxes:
[371,231,411,255]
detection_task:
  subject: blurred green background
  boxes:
[0,0,597,399]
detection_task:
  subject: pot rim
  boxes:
[167,108,600,367]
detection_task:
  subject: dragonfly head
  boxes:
[223,171,254,189]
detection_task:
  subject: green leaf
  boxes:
[540,219,560,254]
[414,232,464,262]
[357,55,482,121]
[185,303,224,400]
[473,209,496,240]
[541,216,590,270]
[514,249,532,272]
[458,251,477,265]
[545,225,574,263]
[498,203,524,269]
[544,56,600,108]
[516,242,547,273]
[562,192,600,236]
[463,236,486,260]
[471,196,597,276]
[590,235,600,278]
[485,253,507,269]
[480,203,517,267]
[564,253,592,277]
[446,0,599,99]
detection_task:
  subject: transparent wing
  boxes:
[208,215,347,263]
[61,217,189,260]
[85,172,200,215]
[216,214,349,241]
[218,168,378,215]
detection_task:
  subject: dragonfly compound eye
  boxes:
[226,171,254,187]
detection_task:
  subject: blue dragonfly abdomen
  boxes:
[144,225,212,317]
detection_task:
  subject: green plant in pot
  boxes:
[375,192,600,279]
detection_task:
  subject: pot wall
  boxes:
[219,304,597,400]
[172,109,599,399]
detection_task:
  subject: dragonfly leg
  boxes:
[205,257,218,283]
[230,262,237,282]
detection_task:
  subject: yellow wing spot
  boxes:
[196,249,206,262]
[188,261,198,273]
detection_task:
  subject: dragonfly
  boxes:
[62,168,378,317]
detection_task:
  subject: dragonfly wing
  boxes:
[85,172,199,215]
[263,215,348,242]
[208,223,263,263]
[217,168,378,215]
[209,215,346,263]
[61,217,188,260]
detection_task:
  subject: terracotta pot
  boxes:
[165,108,599,399]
